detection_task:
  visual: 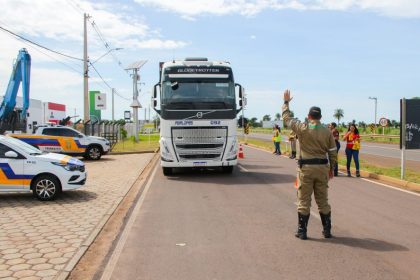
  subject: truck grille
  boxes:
[172,127,227,162]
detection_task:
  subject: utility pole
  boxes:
[126,60,147,142]
[83,13,90,122]
[112,88,115,121]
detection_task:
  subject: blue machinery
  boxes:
[0,48,31,133]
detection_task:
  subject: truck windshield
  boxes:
[162,81,235,110]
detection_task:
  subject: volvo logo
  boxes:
[196,112,203,119]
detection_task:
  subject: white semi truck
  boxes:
[152,58,244,175]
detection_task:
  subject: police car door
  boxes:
[0,143,26,191]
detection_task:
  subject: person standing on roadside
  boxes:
[330,122,340,176]
[343,123,361,177]
[282,89,337,240]
[273,124,282,155]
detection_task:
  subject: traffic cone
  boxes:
[238,144,244,159]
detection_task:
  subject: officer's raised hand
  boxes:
[283,89,292,103]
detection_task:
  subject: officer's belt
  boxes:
[298,158,328,166]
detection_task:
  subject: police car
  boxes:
[0,135,87,201]
[11,125,110,160]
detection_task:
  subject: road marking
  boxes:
[360,177,420,197]
[238,165,249,172]
[100,164,159,280]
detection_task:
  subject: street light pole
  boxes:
[369,96,378,132]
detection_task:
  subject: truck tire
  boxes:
[32,174,61,201]
[222,166,234,174]
[163,167,173,176]
[85,145,102,160]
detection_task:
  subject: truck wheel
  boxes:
[32,175,61,201]
[222,166,234,174]
[163,167,173,176]
[86,145,102,160]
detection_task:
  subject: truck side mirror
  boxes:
[239,100,243,107]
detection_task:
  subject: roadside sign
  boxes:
[379,118,388,127]
[401,99,420,150]
[143,123,154,129]
[94,93,107,110]
[370,123,375,133]
[124,111,131,121]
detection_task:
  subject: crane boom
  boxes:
[0,48,31,133]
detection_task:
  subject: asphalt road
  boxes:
[100,147,420,280]
[248,132,420,162]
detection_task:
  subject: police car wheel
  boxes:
[32,175,61,201]
[86,146,102,160]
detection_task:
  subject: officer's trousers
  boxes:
[297,165,331,216]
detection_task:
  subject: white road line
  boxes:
[360,177,420,197]
[238,165,249,172]
[100,165,159,280]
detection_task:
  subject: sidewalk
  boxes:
[0,154,154,280]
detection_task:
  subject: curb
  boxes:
[110,147,160,155]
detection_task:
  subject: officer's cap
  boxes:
[308,106,322,119]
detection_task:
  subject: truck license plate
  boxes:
[193,162,207,167]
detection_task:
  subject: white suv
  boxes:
[12,125,110,160]
[0,136,87,200]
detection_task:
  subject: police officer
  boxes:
[282,90,337,240]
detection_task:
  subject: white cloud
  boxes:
[250,35,257,40]
[134,0,420,18]
[0,0,188,50]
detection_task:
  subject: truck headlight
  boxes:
[160,138,174,161]
[226,138,237,160]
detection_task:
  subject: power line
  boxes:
[0,25,84,61]
[89,62,130,101]
[88,18,129,75]
[0,26,82,75]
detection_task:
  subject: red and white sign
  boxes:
[45,102,66,124]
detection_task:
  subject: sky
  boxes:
[0,0,419,124]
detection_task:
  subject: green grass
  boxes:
[112,134,159,152]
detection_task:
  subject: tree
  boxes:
[237,116,249,128]
[249,117,259,127]
[333,109,344,125]
[274,113,281,121]
[262,114,271,121]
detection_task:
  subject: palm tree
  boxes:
[333,109,344,125]
[262,114,271,121]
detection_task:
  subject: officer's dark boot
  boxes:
[347,170,351,177]
[320,212,332,238]
[295,213,310,240]
[289,151,296,159]
[356,170,361,177]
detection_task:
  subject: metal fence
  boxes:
[73,120,126,150]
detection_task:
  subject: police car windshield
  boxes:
[4,137,43,155]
